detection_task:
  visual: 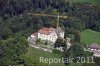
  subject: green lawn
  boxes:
[24,46,84,66]
[24,46,65,66]
[70,0,100,5]
[81,29,100,45]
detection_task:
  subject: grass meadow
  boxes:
[81,29,100,45]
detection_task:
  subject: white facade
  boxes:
[37,31,58,42]
[28,27,65,43]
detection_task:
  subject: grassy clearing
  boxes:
[81,29,100,45]
[24,46,85,66]
[70,0,100,5]
[24,46,65,66]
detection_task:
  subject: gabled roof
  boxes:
[38,27,56,35]
[88,43,100,49]
[32,27,64,36]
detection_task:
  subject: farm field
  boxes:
[81,29,100,45]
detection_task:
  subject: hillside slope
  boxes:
[24,46,65,66]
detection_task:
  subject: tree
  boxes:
[0,33,28,65]
[54,37,65,48]
[74,30,81,43]
[63,43,92,66]
[0,24,12,40]
[36,38,42,45]
[44,40,48,45]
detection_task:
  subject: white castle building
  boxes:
[28,14,66,45]
[28,27,65,43]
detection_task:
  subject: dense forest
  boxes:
[0,0,99,40]
[0,0,100,65]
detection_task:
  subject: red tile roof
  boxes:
[38,27,56,35]
[32,27,64,35]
